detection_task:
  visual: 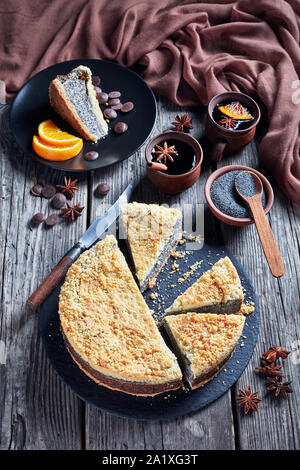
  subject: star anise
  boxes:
[255,360,284,378]
[262,346,290,363]
[266,377,293,399]
[236,386,262,414]
[57,177,79,199]
[152,141,178,165]
[61,202,84,221]
[171,113,193,132]
[219,116,238,130]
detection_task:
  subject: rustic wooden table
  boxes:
[0,95,299,450]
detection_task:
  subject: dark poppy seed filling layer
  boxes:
[59,70,106,139]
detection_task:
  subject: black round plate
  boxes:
[10,59,157,171]
[40,241,259,421]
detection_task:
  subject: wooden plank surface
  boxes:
[0,91,299,450]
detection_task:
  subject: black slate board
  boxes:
[39,239,259,421]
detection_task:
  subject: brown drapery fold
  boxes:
[1,0,299,204]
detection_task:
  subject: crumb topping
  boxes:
[165,313,245,378]
[59,235,181,384]
[238,301,255,315]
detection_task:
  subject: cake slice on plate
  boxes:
[49,65,108,142]
[164,256,244,315]
[120,202,182,292]
[164,313,245,389]
[59,235,182,396]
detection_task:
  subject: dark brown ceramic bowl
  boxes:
[205,92,261,162]
[204,165,274,226]
[145,131,203,194]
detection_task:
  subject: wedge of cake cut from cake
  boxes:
[49,65,108,142]
[164,256,244,316]
[120,202,182,292]
[59,235,182,396]
[164,313,245,389]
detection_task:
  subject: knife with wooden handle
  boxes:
[27,183,133,310]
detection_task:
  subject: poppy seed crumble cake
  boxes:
[59,235,182,396]
[164,313,245,389]
[164,256,244,316]
[120,202,182,292]
[49,65,108,142]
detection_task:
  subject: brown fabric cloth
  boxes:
[1,0,300,204]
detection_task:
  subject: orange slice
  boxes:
[38,120,81,147]
[218,102,253,120]
[32,135,83,161]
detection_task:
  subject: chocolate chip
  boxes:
[94,183,110,197]
[110,103,123,110]
[94,86,102,94]
[92,75,101,86]
[108,91,121,99]
[52,193,67,209]
[30,184,43,196]
[108,98,120,106]
[41,185,56,199]
[121,102,134,113]
[97,92,109,104]
[114,122,128,134]
[84,151,99,161]
[31,213,46,225]
[103,108,117,120]
[45,214,59,226]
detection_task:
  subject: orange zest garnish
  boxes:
[38,120,81,147]
[32,135,83,161]
[218,102,253,120]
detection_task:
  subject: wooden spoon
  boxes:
[235,171,285,278]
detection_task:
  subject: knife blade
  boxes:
[79,182,133,249]
[27,183,133,310]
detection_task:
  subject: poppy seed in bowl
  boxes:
[210,170,267,219]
